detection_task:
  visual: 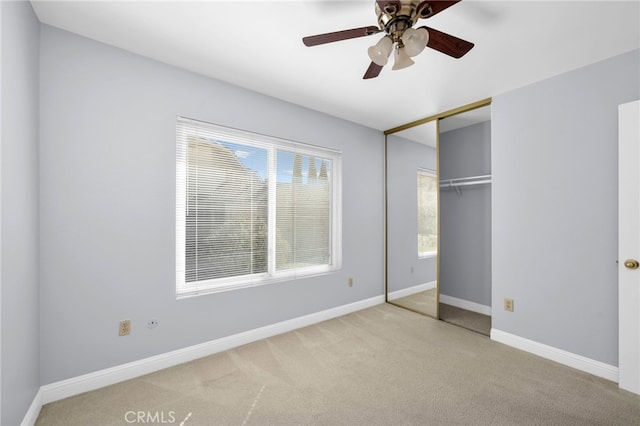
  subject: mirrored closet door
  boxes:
[385,119,439,318]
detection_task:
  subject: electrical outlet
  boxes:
[147,318,159,329]
[504,298,514,312]
[119,319,131,336]
[348,277,353,287]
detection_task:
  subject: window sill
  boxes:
[418,252,437,260]
[176,267,340,299]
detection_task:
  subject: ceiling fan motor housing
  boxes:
[376,0,433,43]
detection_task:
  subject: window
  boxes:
[176,117,341,297]
[417,168,437,258]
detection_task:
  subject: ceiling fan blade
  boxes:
[303,26,381,47]
[417,1,461,19]
[420,26,474,58]
[363,62,384,79]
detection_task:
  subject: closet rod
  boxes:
[439,174,492,188]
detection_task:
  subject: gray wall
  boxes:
[440,121,492,307]
[1,1,41,424]
[39,25,384,385]
[386,134,437,292]
[492,49,640,366]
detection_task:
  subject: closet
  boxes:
[383,99,493,334]
[438,105,492,335]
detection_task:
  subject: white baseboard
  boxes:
[20,388,42,426]
[490,329,619,383]
[439,294,492,316]
[387,281,436,301]
[24,295,384,423]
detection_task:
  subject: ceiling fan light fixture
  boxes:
[392,46,415,70]
[401,27,429,57]
[367,36,393,66]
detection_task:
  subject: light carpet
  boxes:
[36,303,640,425]
[390,288,438,318]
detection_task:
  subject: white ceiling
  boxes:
[31,1,640,132]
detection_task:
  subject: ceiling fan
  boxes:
[302,0,474,79]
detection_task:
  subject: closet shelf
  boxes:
[440,174,491,195]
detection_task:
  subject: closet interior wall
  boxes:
[439,120,492,311]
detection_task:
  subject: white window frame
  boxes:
[176,117,342,298]
[417,167,437,259]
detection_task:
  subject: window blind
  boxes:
[176,117,341,297]
[275,151,331,271]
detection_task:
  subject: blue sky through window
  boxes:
[217,140,329,184]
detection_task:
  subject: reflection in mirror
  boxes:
[386,119,439,318]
